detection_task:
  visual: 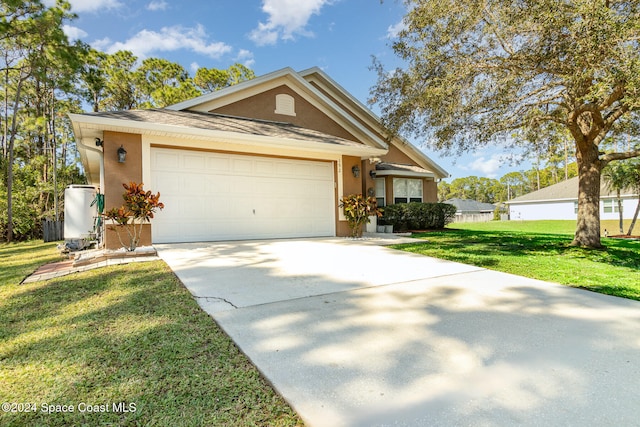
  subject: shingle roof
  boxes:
[507,176,637,204]
[81,108,366,148]
[444,198,496,213]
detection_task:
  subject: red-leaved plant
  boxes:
[339,194,382,237]
[104,182,164,251]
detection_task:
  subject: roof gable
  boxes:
[167,67,387,152]
[299,67,449,179]
[507,176,638,204]
[167,66,448,179]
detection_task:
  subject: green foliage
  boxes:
[339,194,381,237]
[76,49,257,110]
[1,2,257,241]
[372,0,640,247]
[104,182,164,251]
[194,63,256,93]
[134,57,201,108]
[1,0,87,242]
[382,202,456,231]
[439,162,581,203]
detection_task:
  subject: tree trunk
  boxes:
[572,142,603,248]
[616,190,623,234]
[6,70,27,242]
[627,198,639,236]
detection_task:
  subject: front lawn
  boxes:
[0,241,302,426]
[395,221,640,301]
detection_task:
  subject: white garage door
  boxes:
[150,148,336,243]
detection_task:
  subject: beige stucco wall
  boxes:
[336,155,364,236]
[103,131,151,249]
[210,85,359,143]
[424,180,438,202]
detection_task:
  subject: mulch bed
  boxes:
[608,235,640,240]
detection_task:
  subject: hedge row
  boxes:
[381,202,456,231]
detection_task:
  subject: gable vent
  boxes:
[274,94,296,116]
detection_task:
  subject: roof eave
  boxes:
[167,67,389,151]
[69,113,387,158]
[299,68,450,179]
[375,170,436,179]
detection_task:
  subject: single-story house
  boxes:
[443,198,497,223]
[506,176,638,221]
[69,67,448,248]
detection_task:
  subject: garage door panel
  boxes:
[208,156,230,172]
[232,158,253,174]
[184,154,206,170]
[151,148,336,243]
[255,159,275,175]
[154,152,180,169]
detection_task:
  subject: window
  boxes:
[375,178,386,207]
[603,199,620,213]
[393,178,423,204]
[274,94,296,116]
[574,202,578,214]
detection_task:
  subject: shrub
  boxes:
[104,182,164,251]
[339,194,382,237]
[382,202,456,231]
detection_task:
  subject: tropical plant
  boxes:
[339,194,381,237]
[625,161,640,236]
[602,161,633,234]
[104,182,164,251]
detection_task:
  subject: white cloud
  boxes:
[63,25,88,41]
[464,154,504,178]
[146,0,168,11]
[190,62,200,73]
[66,0,124,13]
[235,49,255,68]
[249,0,333,46]
[102,25,232,59]
[386,20,405,39]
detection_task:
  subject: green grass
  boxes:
[0,241,302,426]
[394,220,640,301]
[450,219,638,236]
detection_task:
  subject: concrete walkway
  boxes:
[156,237,640,427]
[23,247,159,283]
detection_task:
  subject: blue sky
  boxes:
[59,0,530,180]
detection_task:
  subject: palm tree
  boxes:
[602,161,633,234]
[625,161,640,236]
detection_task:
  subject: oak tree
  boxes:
[372,0,640,248]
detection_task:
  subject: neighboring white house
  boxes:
[507,176,638,221]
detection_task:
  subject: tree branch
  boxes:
[601,148,640,167]
[599,84,625,110]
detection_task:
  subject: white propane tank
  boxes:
[64,185,97,250]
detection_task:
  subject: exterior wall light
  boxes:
[117,145,127,163]
[369,170,377,179]
[351,165,360,178]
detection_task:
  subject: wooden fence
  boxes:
[42,220,64,242]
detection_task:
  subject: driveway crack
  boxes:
[195,296,238,309]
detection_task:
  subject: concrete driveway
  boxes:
[156,237,640,427]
